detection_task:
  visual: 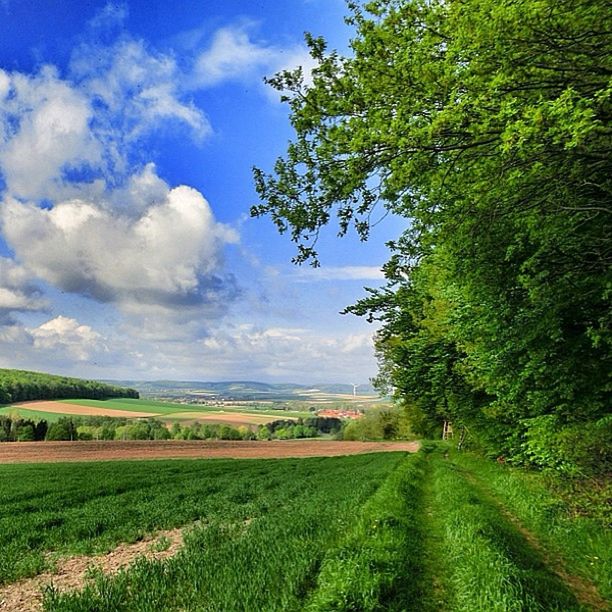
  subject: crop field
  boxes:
[0,398,310,426]
[0,445,608,611]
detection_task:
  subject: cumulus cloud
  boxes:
[193,23,317,92]
[1,183,238,310]
[30,316,105,361]
[71,38,210,145]
[0,19,236,324]
[0,257,47,316]
[0,66,102,200]
[195,324,375,380]
[0,33,209,202]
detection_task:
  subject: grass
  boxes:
[0,407,65,422]
[0,453,403,588]
[305,451,428,611]
[430,455,581,611]
[451,451,611,603]
[1,444,608,611]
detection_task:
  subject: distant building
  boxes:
[316,409,363,420]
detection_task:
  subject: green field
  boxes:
[0,397,313,423]
[1,447,608,611]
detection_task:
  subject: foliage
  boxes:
[0,368,138,404]
[341,408,410,441]
[0,415,48,441]
[253,0,611,473]
[260,416,337,439]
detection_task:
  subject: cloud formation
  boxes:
[293,265,385,282]
[30,316,105,361]
[0,66,101,201]
[193,23,318,92]
[1,181,238,310]
[0,257,47,317]
[0,22,236,323]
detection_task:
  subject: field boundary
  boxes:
[0,439,420,463]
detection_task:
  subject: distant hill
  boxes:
[104,380,377,401]
[0,369,139,404]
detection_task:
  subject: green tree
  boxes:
[253,0,611,470]
[46,418,77,441]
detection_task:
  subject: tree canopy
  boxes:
[253,0,611,473]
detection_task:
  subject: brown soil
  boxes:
[0,439,420,464]
[162,411,286,425]
[0,529,184,611]
[11,401,156,418]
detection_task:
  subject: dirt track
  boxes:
[0,440,420,464]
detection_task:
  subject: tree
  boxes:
[46,418,78,441]
[253,0,611,470]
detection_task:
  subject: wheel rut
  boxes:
[457,463,608,611]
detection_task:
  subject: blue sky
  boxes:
[0,0,402,384]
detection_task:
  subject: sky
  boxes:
[0,0,403,384]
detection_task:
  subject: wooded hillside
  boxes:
[0,369,139,404]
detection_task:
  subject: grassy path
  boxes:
[463,468,609,610]
[428,448,609,611]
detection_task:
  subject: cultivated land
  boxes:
[0,446,608,611]
[0,397,311,426]
[0,439,419,463]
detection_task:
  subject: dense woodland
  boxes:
[253,0,611,475]
[0,369,138,404]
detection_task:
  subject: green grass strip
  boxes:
[451,451,610,605]
[304,451,428,611]
[431,452,587,611]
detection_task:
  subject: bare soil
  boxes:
[10,401,156,418]
[0,528,184,611]
[0,439,420,464]
[161,411,286,425]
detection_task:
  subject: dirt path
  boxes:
[461,467,609,611]
[0,440,420,463]
[0,529,185,611]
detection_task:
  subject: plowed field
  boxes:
[0,439,420,463]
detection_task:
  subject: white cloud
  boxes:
[0,257,47,314]
[72,38,210,144]
[1,182,238,311]
[30,316,104,361]
[0,66,101,200]
[193,23,317,92]
[0,35,209,203]
[293,265,385,282]
[193,324,375,381]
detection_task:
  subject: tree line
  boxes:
[0,415,344,443]
[0,368,138,404]
[252,0,611,475]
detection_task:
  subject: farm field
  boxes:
[0,398,311,427]
[0,446,608,611]
[0,439,419,463]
